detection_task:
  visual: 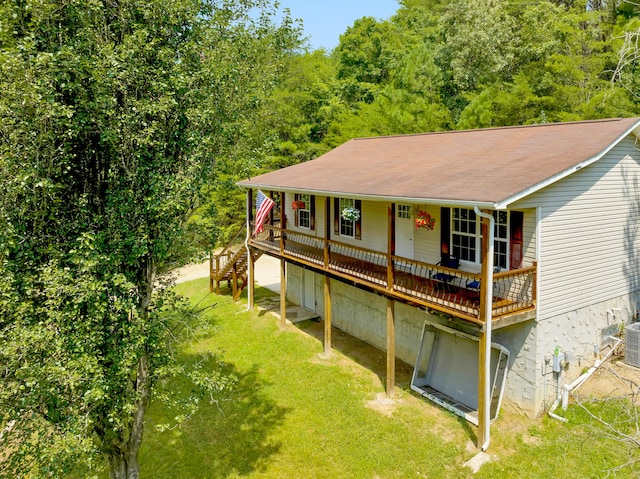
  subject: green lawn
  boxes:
[135,278,638,479]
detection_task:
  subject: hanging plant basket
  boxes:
[415,210,435,230]
[341,207,360,222]
[292,200,306,210]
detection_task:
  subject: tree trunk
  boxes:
[107,352,150,479]
[108,258,155,479]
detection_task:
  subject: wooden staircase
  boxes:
[210,225,263,301]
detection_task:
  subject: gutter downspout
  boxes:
[474,207,494,452]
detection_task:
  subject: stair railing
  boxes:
[211,223,247,280]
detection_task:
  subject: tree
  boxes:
[437,0,516,94]
[0,0,299,477]
[541,5,636,120]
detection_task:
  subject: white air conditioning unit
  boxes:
[625,323,640,368]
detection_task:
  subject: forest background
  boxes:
[194,0,640,261]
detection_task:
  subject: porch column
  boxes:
[245,188,253,303]
[386,203,396,290]
[323,275,332,358]
[280,259,287,327]
[280,192,286,255]
[324,197,331,268]
[386,298,396,398]
[477,210,491,449]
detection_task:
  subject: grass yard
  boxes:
[134,278,638,479]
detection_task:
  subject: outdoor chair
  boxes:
[430,255,460,284]
[465,266,502,293]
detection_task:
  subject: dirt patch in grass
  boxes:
[573,355,640,401]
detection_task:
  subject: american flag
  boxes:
[254,190,275,236]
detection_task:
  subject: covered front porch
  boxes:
[251,223,536,328]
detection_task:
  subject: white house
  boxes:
[226,117,640,446]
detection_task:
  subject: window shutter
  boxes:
[310,195,316,231]
[294,193,299,227]
[355,199,362,240]
[510,211,524,269]
[334,198,340,235]
[440,207,450,259]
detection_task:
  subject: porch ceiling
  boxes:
[239,117,640,208]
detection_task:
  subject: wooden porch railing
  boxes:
[250,224,536,325]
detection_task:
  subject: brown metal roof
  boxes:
[239,117,640,208]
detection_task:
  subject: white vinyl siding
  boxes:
[513,135,640,321]
[284,194,326,236]
[414,206,442,264]
[522,208,537,267]
[342,200,388,252]
[315,196,326,235]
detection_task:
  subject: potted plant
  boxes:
[292,200,306,210]
[341,207,360,222]
[415,210,435,230]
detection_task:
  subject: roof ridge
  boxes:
[352,117,630,141]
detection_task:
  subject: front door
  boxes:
[395,204,414,259]
[303,268,315,311]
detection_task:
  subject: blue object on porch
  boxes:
[431,255,459,283]
[466,279,480,290]
[466,266,502,291]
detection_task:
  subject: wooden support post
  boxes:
[477,212,491,449]
[323,275,332,358]
[231,264,238,299]
[248,250,255,310]
[209,251,214,293]
[386,298,395,399]
[280,259,286,327]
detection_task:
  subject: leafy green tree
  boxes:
[376,44,451,133]
[437,0,517,94]
[260,50,336,170]
[0,0,299,477]
[540,5,636,120]
[334,16,397,104]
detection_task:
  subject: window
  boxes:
[451,208,509,269]
[297,194,311,229]
[493,211,508,270]
[340,198,355,237]
[398,204,411,219]
[334,197,361,239]
[452,208,477,263]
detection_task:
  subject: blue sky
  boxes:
[277,0,400,51]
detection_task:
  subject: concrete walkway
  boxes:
[174,254,319,324]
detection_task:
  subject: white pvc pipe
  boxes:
[564,337,622,405]
[474,207,494,452]
[245,190,253,312]
[548,337,622,419]
[548,397,568,423]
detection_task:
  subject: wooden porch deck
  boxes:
[250,225,536,327]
